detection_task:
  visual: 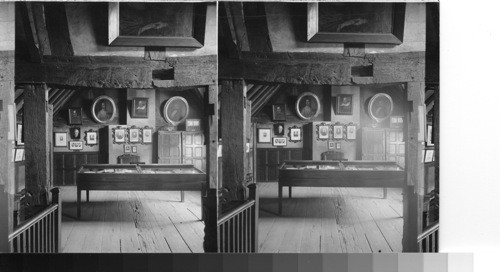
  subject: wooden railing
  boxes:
[217,183,258,253]
[9,188,62,253]
[418,221,439,252]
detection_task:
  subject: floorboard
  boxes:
[59,187,204,253]
[257,182,403,253]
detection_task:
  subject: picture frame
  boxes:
[333,124,344,139]
[424,149,435,163]
[91,95,116,124]
[307,2,405,44]
[368,93,394,123]
[142,127,153,144]
[14,149,24,162]
[113,127,127,144]
[131,98,149,118]
[257,128,272,143]
[186,119,202,131]
[288,126,302,143]
[85,130,98,146]
[163,96,190,126]
[68,107,83,125]
[390,116,404,129]
[54,132,68,147]
[328,141,335,150]
[346,124,356,140]
[272,104,286,121]
[69,141,83,150]
[272,137,287,147]
[132,146,137,153]
[316,123,330,140]
[336,94,353,115]
[124,145,131,153]
[129,127,141,143]
[273,123,285,136]
[16,124,24,146]
[108,2,207,47]
[426,124,434,146]
[296,92,321,120]
[69,127,81,140]
[336,142,341,149]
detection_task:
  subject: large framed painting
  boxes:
[108,2,207,47]
[295,92,321,120]
[307,2,405,44]
[91,96,116,124]
[336,94,353,115]
[68,107,83,125]
[163,96,189,126]
[131,98,148,118]
[368,93,394,123]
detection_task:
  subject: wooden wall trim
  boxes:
[16,55,217,88]
[219,51,425,85]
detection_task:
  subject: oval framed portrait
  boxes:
[163,96,189,125]
[91,95,116,124]
[368,93,394,123]
[295,92,321,120]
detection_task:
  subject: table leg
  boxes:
[181,190,185,202]
[77,189,81,219]
[278,185,283,215]
[86,190,89,203]
[383,188,387,199]
[289,186,292,199]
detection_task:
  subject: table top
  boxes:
[78,164,205,174]
[280,160,404,171]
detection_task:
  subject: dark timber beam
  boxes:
[44,3,74,56]
[219,52,425,85]
[30,3,51,56]
[243,2,273,52]
[23,84,52,207]
[16,55,217,88]
[224,2,250,54]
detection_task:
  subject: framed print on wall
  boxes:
[336,94,353,115]
[346,124,357,140]
[288,126,302,143]
[69,141,83,150]
[54,132,68,147]
[257,128,271,143]
[85,130,98,146]
[70,127,81,140]
[124,145,131,153]
[328,141,335,150]
[273,123,285,136]
[14,149,24,162]
[142,127,153,144]
[307,2,405,44]
[368,93,394,123]
[132,146,137,153]
[108,2,207,47]
[296,92,321,120]
[113,127,127,144]
[333,124,344,139]
[91,95,116,124]
[68,107,83,125]
[316,123,330,140]
[163,96,189,126]
[272,104,286,121]
[426,124,434,146]
[129,127,141,143]
[16,124,24,146]
[131,98,149,118]
[272,137,287,147]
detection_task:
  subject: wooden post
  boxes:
[24,84,52,207]
[50,187,61,252]
[203,85,218,252]
[248,183,258,252]
[220,80,247,202]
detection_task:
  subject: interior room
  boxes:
[217,2,439,253]
[1,2,219,253]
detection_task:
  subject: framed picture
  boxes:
[113,127,127,144]
[14,149,24,162]
[316,123,330,140]
[69,141,83,150]
[336,142,341,149]
[333,124,344,139]
[288,126,302,143]
[108,2,207,47]
[424,149,435,163]
[186,119,202,131]
[16,124,24,146]
[296,92,321,120]
[163,96,189,126]
[132,146,137,153]
[336,94,353,115]
[85,130,98,146]
[131,98,149,118]
[346,124,356,140]
[307,2,405,44]
[272,137,287,147]
[426,124,434,146]
[272,104,286,121]
[390,116,404,129]
[273,123,285,136]
[368,93,394,123]
[124,145,131,153]
[91,95,116,124]
[68,107,83,125]
[54,132,68,147]
[142,127,153,144]
[328,141,335,150]
[257,128,271,143]
[69,127,81,140]
[129,127,140,143]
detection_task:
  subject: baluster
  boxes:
[435,231,439,252]
[222,223,226,252]
[243,209,247,252]
[236,214,240,253]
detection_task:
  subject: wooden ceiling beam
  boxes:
[30,3,52,56]
[17,3,42,62]
[224,2,250,54]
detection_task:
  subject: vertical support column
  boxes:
[0,2,15,252]
[403,81,426,252]
[220,80,247,202]
[50,187,61,252]
[248,183,258,252]
[203,85,218,252]
[24,84,52,207]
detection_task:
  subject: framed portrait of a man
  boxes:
[129,128,140,143]
[113,127,127,144]
[316,123,330,140]
[333,125,344,139]
[68,107,83,125]
[54,132,68,147]
[91,96,116,124]
[296,92,321,120]
[336,94,353,115]
[131,98,148,118]
[272,104,286,121]
[273,123,285,136]
[70,127,81,140]
[288,126,302,143]
[142,127,153,144]
[85,130,98,146]
[163,96,189,126]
